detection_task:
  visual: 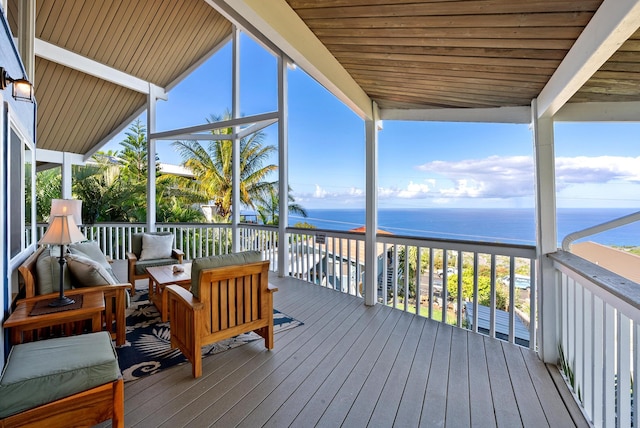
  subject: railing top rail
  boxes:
[378,234,536,258]
[561,209,640,251]
[549,250,640,319]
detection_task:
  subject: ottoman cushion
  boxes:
[0,332,120,418]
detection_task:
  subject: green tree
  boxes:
[255,185,307,225]
[35,168,61,222]
[447,269,508,310]
[172,113,277,220]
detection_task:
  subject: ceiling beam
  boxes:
[555,101,640,122]
[209,0,373,120]
[380,106,531,124]
[34,38,161,96]
[537,0,640,119]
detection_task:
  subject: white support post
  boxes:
[18,0,35,82]
[364,102,379,306]
[231,26,241,252]
[146,84,158,232]
[61,152,73,199]
[532,98,559,363]
[277,54,289,277]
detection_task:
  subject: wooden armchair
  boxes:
[166,258,276,378]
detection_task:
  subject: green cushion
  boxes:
[35,247,72,295]
[135,258,178,276]
[0,332,120,418]
[191,251,262,299]
[68,241,111,269]
[131,232,173,258]
[66,254,118,287]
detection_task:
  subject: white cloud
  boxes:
[555,156,640,186]
[313,185,328,198]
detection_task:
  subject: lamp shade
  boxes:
[39,215,86,246]
[50,199,82,225]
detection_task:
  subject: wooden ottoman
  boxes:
[0,331,123,427]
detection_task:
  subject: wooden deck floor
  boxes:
[106,273,588,427]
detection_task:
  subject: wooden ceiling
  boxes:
[8,0,232,155]
[6,0,640,156]
[284,0,640,110]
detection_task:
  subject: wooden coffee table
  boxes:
[4,291,105,345]
[146,263,192,321]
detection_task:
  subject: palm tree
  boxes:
[255,185,307,225]
[172,113,277,220]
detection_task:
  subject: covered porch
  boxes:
[100,264,586,427]
[2,1,640,427]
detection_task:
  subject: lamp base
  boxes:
[48,296,75,307]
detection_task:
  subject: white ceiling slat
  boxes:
[537,0,640,118]
[34,38,155,95]
[380,106,532,124]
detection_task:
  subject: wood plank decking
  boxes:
[106,273,588,427]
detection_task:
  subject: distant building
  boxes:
[572,241,640,284]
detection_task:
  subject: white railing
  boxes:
[36,222,235,260]
[550,250,640,428]
[36,222,537,348]
[282,226,538,349]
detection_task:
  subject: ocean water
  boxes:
[289,208,640,247]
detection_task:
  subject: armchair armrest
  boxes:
[172,249,184,264]
[166,284,203,311]
[125,252,137,262]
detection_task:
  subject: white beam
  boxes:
[36,148,85,165]
[150,112,279,141]
[381,106,531,124]
[210,0,373,120]
[537,0,640,118]
[35,38,161,96]
[555,101,640,122]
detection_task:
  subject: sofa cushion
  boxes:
[0,332,120,418]
[131,232,173,258]
[191,251,262,299]
[134,258,178,276]
[140,233,174,260]
[35,247,72,295]
[66,254,118,287]
[68,241,111,269]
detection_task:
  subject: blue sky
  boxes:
[103,34,640,211]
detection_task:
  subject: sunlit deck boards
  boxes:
[111,275,587,427]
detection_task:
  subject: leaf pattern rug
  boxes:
[116,292,302,382]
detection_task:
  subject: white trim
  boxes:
[150,112,279,141]
[35,148,85,164]
[380,106,531,123]
[209,0,373,120]
[34,38,160,95]
[537,0,640,118]
[555,101,640,122]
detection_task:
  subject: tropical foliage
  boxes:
[172,113,278,221]
[35,114,306,226]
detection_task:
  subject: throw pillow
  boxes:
[66,254,117,287]
[35,248,72,295]
[191,251,262,299]
[68,241,110,269]
[139,233,174,260]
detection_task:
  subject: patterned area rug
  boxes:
[116,292,303,382]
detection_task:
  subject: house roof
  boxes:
[572,241,640,284]
[10,0,640,157]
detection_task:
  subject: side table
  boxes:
[146,263,192,322]
[4,291,105,345]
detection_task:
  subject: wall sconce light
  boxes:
[0,66,34,102]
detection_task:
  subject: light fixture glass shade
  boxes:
[12,78,33,102]
[50,199,82,225]
[39,215,86,246]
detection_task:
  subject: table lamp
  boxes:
[38,214,86,306]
